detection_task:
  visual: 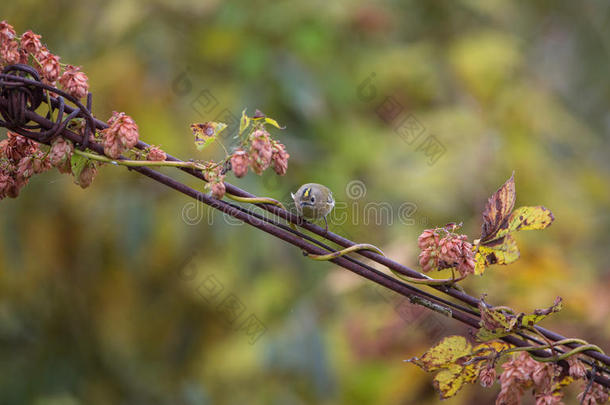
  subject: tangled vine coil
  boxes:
[0,63,92,148]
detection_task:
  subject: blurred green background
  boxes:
[1,1,610,404]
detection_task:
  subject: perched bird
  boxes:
[291,183,335,232]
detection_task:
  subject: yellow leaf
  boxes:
[263,117,284,129]
[433,364,469,399]
[438,356,483,398]
[476,328,507,342]
[239,109,250,136]
[473,341,512,356]
[490,206,555,242]
[462,362,482,384]
[474,253,486,276]
[481,173,515,242]
[409,336,472,372]
[251,111,285,130]
[409,336,507,399]
[553,375,574,391]
[474,235,520,275]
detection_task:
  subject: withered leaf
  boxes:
[481,173,515,242]
[476,298,518,341]
[476,297,563,341]
[474,174,556,275]
[191,121,226,151]
[520,297,562,328]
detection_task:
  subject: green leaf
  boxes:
[262,117,284,129]
[71,154,88,179]
[239,109,250,136]
[191,122,226,151]
[251,113,285,130]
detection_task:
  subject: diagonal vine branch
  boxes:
[0,67,608,390]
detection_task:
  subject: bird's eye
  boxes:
[310,197,315,203]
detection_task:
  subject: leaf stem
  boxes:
[74,149,204,170]
[501,338,605,362]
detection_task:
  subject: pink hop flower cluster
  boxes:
[229,136,290,179]
[249,129,273,175]
[77,163,97,189]
[417,228,476,276]
[37,48,61,83]
[101,111,139,159]
[479,366,497,388]
[211,180,226,200]
[48,137,74,174]
[534,393,564,405]
[20,30,42,54]
[496,352,538,404]
[271,140,289,176]
[146,145,166,162]
[0,21,16,43]
[0,40,19,65]
[17,153,49,179]
[492,353,608,405]
[567,356,587,379]
[1,131,37,162]
[230,149,249,178]
[495,353,565,405]
[58,64,89,100]
[578,382,609,405]
[418,229,440,271]
[0,21,89,99]
[205,166,225,199]
[0,20,19,66]
[0,132,50,199]
[0,131,99,198]
[215,123,290,179]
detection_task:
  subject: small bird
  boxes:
[291,183,335,232]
